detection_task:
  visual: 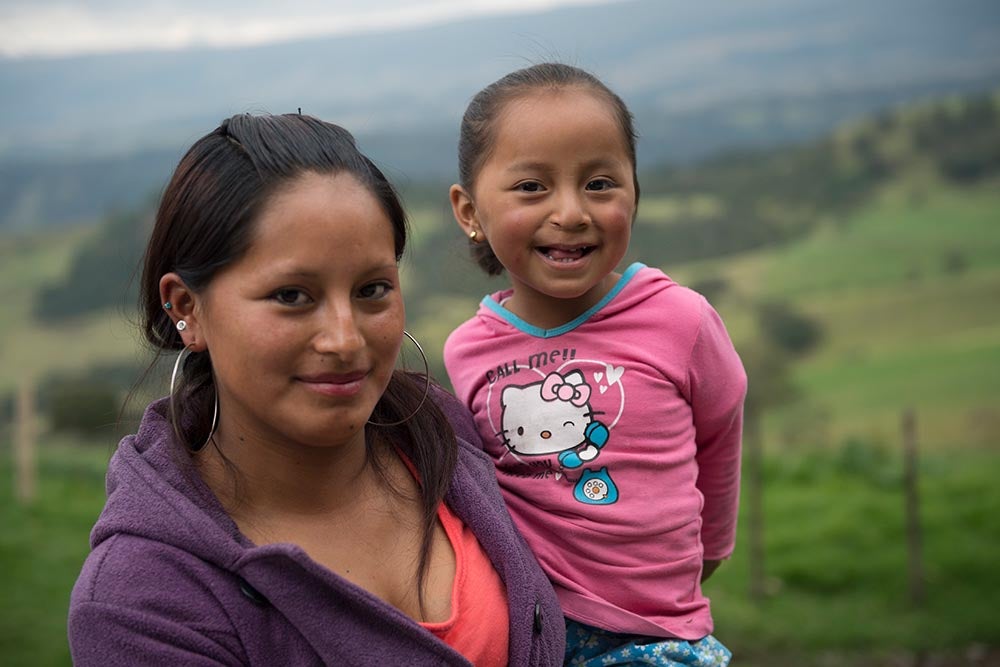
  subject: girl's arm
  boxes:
[701,559,722,582]
[688,297,748,563]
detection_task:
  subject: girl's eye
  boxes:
[516,181,545,193]
[358,282,393,300]
[585,178,615,192]
[272,288,311,306]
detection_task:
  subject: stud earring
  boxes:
[469,229,479,242]
[163,302,172,310]
[176,320,187,332]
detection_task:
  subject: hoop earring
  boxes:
[169,345,219,449]
[367,330,431,427]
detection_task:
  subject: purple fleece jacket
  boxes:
[68,394,565,666]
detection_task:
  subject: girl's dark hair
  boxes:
[456,62,641,275]
[140,112,456,604]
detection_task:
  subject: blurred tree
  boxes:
[757,301,824,357]
[47,379,119,438]
[35,208,150,322]
[741,300,822,600]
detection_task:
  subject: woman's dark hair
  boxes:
[140,112,456,604]
[456,62,641,275]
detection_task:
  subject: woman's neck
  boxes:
[195,421,388,520]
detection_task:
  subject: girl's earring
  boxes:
[469,229,480,242]
[163,302,172,310]
[176,320,188,332]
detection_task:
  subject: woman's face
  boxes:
[194,171,404,452]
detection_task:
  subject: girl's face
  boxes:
[456,88,637,328]
[193,172,404,453]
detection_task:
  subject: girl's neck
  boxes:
[506,271,621,330]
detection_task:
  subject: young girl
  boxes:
[444,63,747,666]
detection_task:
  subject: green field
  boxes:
[712,449,1000,665]
[0,440,109,666]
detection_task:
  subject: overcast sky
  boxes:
[0,0,622,58]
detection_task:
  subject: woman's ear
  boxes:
[449,184,481,241]
[159,273,207,352]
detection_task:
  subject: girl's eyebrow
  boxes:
[506,157,626,173]
[507,159,551,173]
[581,157,628,171]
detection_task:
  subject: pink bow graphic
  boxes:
[540,372,591,406]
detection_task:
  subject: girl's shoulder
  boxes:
[618,266,711,334]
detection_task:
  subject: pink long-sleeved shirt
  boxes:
[444,263,747,640]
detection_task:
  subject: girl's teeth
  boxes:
[544,247,585,261]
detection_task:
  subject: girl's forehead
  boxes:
[499,87,623,135]
[490,88,631,160]
[501,86,607,117]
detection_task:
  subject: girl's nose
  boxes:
[548,191,590,229]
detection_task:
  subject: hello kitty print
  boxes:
[483,356,627,505]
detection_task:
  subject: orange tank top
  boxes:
[420,501,510,666]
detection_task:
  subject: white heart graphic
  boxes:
[594,372,604,383]
[605,365,624,385]
[599,385,608,394]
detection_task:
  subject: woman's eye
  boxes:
[358,282,392,299]
[273,288,310,306]
[585,178,615,192]
[516,181,545,193]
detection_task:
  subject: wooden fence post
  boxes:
[746,409,766,601]
[14,378,38,504]
[902,408,924,606]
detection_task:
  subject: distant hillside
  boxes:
[33,89,1000,324]
[1,0,999,229]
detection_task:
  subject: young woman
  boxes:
[68,112,564,666]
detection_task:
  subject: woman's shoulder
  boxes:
[72,532,234,617]
[430,384,485,450]
[69,533,247,664]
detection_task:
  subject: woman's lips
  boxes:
[297,371,368,397]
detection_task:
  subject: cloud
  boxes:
[0,0,620,58]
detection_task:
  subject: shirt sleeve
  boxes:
[687,297,747,560]
[69,600,245,666]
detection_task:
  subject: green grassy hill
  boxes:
[668,179,1000,450]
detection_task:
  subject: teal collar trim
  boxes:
[482,262,646,339]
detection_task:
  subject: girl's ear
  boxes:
[449,184,481,240]
[159,273,207,352]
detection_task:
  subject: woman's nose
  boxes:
[313,307,364,357]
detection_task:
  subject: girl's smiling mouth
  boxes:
[537,245,596,262]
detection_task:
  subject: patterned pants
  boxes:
[564,619,732,666]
